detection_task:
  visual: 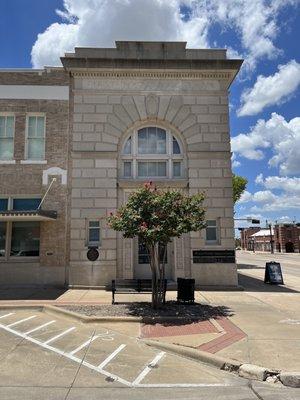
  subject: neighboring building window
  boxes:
[10,222,40,257]
[0,197,41,260]
[0,223,6,257]
[206,220,218,244]
[26,115,45,160]
[0,115,14,160]
[87,220,100,247]
[13,198,41,210]
[121,127,184,179]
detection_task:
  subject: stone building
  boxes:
[0,41,242,288]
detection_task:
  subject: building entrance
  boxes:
[134,238,172,279]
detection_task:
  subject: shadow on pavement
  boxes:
[238,273,299,293]
[0,287,67,300]
[237,263,263,270]
[63,302,234,326]
[127,302,233,325]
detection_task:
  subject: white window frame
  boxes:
[86,220,101,247]
[120,126,184,179]
[0,113,15,161]
[25,113,46,161]
[205,219,219,245]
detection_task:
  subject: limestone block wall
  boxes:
[69,71,236,287]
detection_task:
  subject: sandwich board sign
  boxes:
[264,261,284,285]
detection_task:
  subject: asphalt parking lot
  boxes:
[0,309,249,399]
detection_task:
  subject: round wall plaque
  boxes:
[87,247,99,261]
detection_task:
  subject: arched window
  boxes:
[121,127,184,179]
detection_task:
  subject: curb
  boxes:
[43,305,215,324]
[0,304,42,311]
[44,305,143,323]
[142,339,242,372]
[142,339,294,386]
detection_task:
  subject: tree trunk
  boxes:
[148,243,165,309]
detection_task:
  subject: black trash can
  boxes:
[177,278,195,303]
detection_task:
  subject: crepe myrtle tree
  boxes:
[107,182,206,309]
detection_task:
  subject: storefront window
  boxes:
[10,222,40,257]
[0,222,6,257]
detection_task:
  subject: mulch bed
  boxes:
[61,302,232,320]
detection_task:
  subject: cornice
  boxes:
[71,70,233,80]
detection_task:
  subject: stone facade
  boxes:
[0,42,242,288]
[62,42,242,288]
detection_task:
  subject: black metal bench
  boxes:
[111,279,167,304]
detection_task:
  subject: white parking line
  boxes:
[0,316,235,389]
[132,351,165,385]
[25,320,56,335]
[7,315,37,327]
[44,327,76,345]
[69,334,100,355]
[0,313,14,319]
[0,321,131,387]
[98,344,126,369]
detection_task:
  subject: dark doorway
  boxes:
[285,242,294,253]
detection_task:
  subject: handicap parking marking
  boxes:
[0,311,238,388]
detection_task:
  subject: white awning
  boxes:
[0,210,57,221]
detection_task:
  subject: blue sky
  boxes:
[1,0,300,231]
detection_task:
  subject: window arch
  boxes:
[121,126,184,179]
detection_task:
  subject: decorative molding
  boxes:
[72,70,233,80]
[145,94,159,116]
[42,167,67,185]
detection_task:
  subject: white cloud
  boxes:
[231,153,241,168]
[238,191,253,203]
[238,60,300,116]
[256,175,300,193]
[253,190,277,203]
[31,0,300,68]
[250,194,300,212]
[31,0,209,67]
[231,113,300,175]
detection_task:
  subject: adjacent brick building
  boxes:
[0,41,242,288]
[240,224,300,253]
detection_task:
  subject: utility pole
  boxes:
[266,220,274,254]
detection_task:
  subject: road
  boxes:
[237,251,300,277]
